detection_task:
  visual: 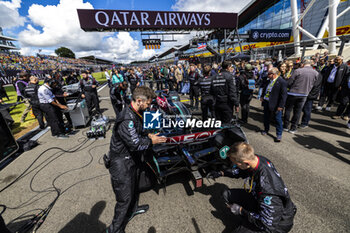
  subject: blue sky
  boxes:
[0,0,248,63]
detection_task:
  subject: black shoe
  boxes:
[128,205,149,222]
[135,204,149,214]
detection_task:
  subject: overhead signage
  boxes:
[142,39,161,49]
[77,9,238,31]
[249,29,292,42]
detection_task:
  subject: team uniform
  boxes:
[222,155,297,233]
[108,105,151,233]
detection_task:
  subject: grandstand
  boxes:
[0,27,20,53]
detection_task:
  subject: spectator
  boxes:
[284,59,318,133]
[278,62,288,80]
[333,71,350,121]
[168,66,176,91]
[188,63,201,110]
[261,67,287,142]
[318,56,349,111]
[175,64,184,93]
[300,67,323,128]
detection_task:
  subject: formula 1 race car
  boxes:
[142,90,247,192]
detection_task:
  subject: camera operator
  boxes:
[80,70,101,116]
[106,86,166,233]
[38,78,69,139]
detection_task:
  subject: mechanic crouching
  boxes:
[207,142,296,233]
[106,86,166,233]
[80,70,101,116]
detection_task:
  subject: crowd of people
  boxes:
[1,52,349,233]
[107,53,350,142]
[0,52,96,71]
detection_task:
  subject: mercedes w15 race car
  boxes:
[142,90,247,192]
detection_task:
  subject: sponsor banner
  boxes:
[194,25,350,57]
[77,9,238,31]
[249,29,292,42]
[0,70,49,85]
[323,24,350,38]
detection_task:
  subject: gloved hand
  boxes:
[228,203,242,215]
[206,171,222,179]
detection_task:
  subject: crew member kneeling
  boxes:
[207,142,296,233]
[106,86,166,233]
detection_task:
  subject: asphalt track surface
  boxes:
[0,85,349,233]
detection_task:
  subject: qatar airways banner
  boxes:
[77,9,238,31]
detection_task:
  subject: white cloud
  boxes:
[172,0,249,13]
[17,0,155,64]
[0,0,26,28]
[76,32,156,63]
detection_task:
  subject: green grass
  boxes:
[3,71,108,136]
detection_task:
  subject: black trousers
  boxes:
[189,87,199,109]
[222,188,264,233]
[0,215,11,233]
[156,80,163,91]
[215,102,233,124]
[57,97,72,126]
[32,104,45,129]
[201,96,215,121]
[240,94,253,123]
[108,157,139,233]
[336,88,350,116]
[318,82,339,107]
[168,81,175,91]
[85,92,100,115]
[110,91,123,117]
[40,103,64,136]
[283,95,307,130]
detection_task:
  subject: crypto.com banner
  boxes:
[77,9,238,31]
[249,29,292,42]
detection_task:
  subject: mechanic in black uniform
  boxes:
[52,72,73,129]
[24,76,45,129]
[237,64,255,123]
[106,86,166,233]
[188,63,201,110]
[211,60,239,124]
[127,69,140,94]
[207,142,296,233]
[80,70,100,115]
[199,64,215,120]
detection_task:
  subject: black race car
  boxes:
[142,90,247,192]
